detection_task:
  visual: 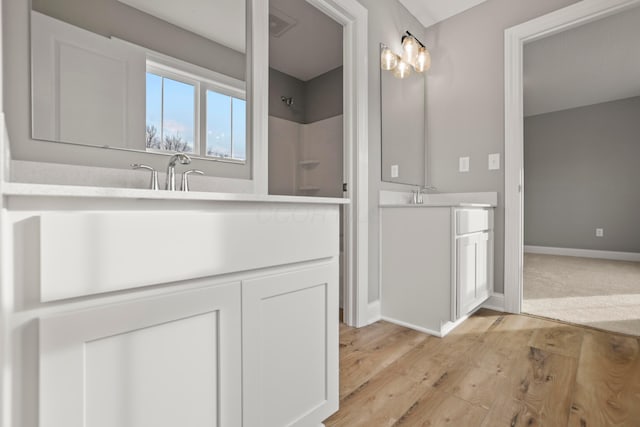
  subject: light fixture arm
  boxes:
[402,30,426,49]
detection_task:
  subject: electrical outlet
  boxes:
[459,157,470,173]
[391,164,399,178]
[488,153,500,170]
[596,228,604,237]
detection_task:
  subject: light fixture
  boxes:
[380,31,431,79]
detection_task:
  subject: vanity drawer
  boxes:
[456,209,489,235]
[29,208,339,302]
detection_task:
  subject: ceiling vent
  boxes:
[269,7,297,38]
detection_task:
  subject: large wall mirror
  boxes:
[30,0,247,165]
[380,43,426,186]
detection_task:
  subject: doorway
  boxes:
[504,0,640,336]
[262,0,369,327]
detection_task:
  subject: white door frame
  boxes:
[503,0,640,313]
[250,0,370,327]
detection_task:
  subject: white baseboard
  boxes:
[524,245,640,262]
[439,315,470,337]
[367,300,381,325]
[381,316,443,337]
[482,293,505,312]
[381,315,470,338]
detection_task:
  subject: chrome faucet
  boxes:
[412,185,438,204]
[165,153,192,190]
[412,187,424,204]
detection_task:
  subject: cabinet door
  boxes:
[456,233,490,318]
[39,282,242,427]
[242,262,339,427]
[475,232,491,305]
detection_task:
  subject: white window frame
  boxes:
[145,52,247,163]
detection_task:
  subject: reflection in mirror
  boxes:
[267,0,344,198]
[30,0,247,163]
[380,43,426,186]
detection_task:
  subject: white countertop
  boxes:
[379,202,493,208]
[378,190,498,208]
[2,182,350,205]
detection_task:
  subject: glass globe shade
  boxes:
[380,47,398,71]
[401,36,420,66]
[393,60,411,79]
[414,47,431,72]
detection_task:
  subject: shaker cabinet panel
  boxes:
[456,232,491,318]
[39,282,242,427]
[242,262,339,427]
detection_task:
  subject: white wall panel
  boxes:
[31,11,145,150]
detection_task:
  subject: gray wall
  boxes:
[4,0,249,179]
[269,68,307,124]
[306,67,343,123]
[524,96,640,253]
[269,66,343,124]
[32,0,245,80]
[422,0,579,293]
[356,0,427,302]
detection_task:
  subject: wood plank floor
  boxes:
[324,309,640,427]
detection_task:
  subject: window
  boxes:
[206,91,246,161]
[145,72,196,154]
[145,59,246,162]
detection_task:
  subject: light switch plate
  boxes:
[596,228,604,237]
[488,153,500,170]
[459,157,469,173]
[391,164,399,178]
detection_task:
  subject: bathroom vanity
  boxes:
[380,199,495,337]
[1,179,345,427]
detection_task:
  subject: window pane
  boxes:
[162,77,195,153]
[145,73,162,149]
[232,98,246,161]
[206,90,231,158]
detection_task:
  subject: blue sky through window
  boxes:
[206,90,247,161]
[145,72,194,153]
[146,70,246,160]
[207,90,231,158]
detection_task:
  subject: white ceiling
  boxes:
[269,0,343,82]
[118,0,245,53]
[524,6,640,117]
[399,0,488,28]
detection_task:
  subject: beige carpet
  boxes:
[523,253,640,336]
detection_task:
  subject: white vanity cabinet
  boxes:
[0,189,343,427]
[380,206,494,337]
